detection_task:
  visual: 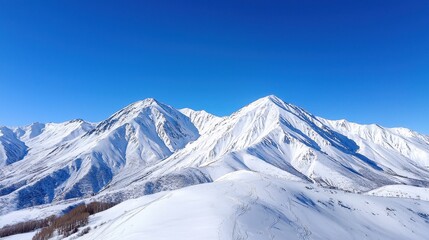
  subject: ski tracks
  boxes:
[90,193,172,239]
[287,198,312,240]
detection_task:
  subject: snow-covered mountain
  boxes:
[0,98,200,212]
[143,95,429,193]
[1,95,429,239]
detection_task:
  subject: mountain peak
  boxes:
[238,95,297,117]
[247,95,293,109]
[263,94,283,102]
[127,98,162,110]
[255,95,286,105]
[180,108,213,117]
[139,97,159,105]
[87,99,167,135]
[89,98,200,150]
[110,98,167,120]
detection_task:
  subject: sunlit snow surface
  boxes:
[71,171,429,240]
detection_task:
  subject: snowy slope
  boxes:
[67,171,429,240]
[4,172,429,240]
[367,184,429,201]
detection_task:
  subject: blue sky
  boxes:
[0,0,428,133]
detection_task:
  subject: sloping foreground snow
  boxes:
[67,171,429,240]
[2,231,36,240]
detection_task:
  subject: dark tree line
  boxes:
[0,216,55,238]
[32,202,116,240]
[0,201,116,239]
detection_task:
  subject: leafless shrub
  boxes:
[77,226,91,237]
[32,202,116,240]
[0,215,55,238]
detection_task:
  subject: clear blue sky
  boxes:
[0,0,428,133]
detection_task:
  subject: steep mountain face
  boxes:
[321,119,429,171]
[1,95,429,216]
[0,127,28,167]
[180,108,223,134]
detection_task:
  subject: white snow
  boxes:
[367,184,429,201]
[180,108,223,134]
[68,171,429,240]
[1,95,429,239]
[2,231,36,240]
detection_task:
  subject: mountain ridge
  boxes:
[1,95,429,215]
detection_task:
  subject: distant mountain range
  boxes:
[1,96,429,239]
[1,95,429,213]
